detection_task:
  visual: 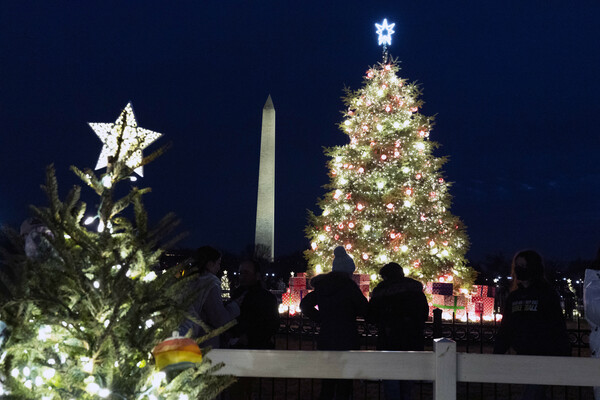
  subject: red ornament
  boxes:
[325,225,331,232]
[410,107,418,112]
[443,241,449,246]
[420,214,427,221]
[331,170,337,176]
[366,70,374,79]
[386,203,394,210]
[390,232,396,239]
[356,203,365,211]
[370,141,376,147]
[345,193,352,200]
[413,260,421,268]
[357,167,365,174]
[348,110,354,116]
[334,234,340,240]
[345,243,352,250]
[405,188,413,196]
[438,178,444,183]
[415,173,422,180]
[348,222,355,229]
[429,240,435,247]
[338,223,344,229]
[385,105,392,113]
[381,154,387,161]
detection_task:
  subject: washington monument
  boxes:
[255,95,275,260]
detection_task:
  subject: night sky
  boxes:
[2,2,600,263]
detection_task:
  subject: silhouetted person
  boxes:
[494,250,570,400]
[300,246,368,400]
[367,263,429,400]
[231,259,279,349]
[229,259,279,400]
[179,246,240,348]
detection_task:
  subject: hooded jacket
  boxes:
[300,271,368,350]
[367,277,429,351]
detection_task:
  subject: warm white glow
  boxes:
[101,175,112,188]
[401,245,408,252]
[42,368,55,379]
[84,216,95,225]
[315,264,323,274]
[98,388,111,398]
[85,382,100,395]
[370,274,377,281]
[89,103,162,177]
[375,19,395,46]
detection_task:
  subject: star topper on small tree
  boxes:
[375,18,395,61]
[89,102,162,179]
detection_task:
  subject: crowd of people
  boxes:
[177,245,596,400]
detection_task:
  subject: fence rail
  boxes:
[210,339,600,400]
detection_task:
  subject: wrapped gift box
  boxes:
[431,282,453,296]
[289,277,306,289]
[472,296,494,317]
[472,285,495,298]
[431,294,467,319]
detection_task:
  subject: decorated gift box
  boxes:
[471,284,495,298]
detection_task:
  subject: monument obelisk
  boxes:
[254,95,275,260]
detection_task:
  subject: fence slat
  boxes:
[457,353,600,386]
[434,338,456,400]
[209,349,434,380]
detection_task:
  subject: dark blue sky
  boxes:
[1,2,599,262]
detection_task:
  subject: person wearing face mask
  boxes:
[493,250,570,400]
[178,246,240,349]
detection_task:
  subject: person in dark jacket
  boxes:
[229,259,279,400]
[367,262,429,400]
[230,259,279,349]
[494,250,570,400]
[300,246,368,400]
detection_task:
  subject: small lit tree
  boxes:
[0,104,234,398]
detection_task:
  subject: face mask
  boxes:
[515,265,531,281]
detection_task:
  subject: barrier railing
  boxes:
[210,339,600,400]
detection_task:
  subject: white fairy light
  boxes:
[142,271,157,282]
[98,388,111,398]
[42,368,55,379]
[101,175,112,188]
[375,19,395,46]
[89,103,162,177]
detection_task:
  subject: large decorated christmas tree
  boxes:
[0,104,234,398]
[306,20,475,289]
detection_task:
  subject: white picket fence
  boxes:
[210,338,600,400]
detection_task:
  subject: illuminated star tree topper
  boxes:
[375,18,395,47]
[89,102,162,177]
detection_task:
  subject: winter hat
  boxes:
[332,246,355,275]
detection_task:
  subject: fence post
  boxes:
[433,308,443,339]
[434,338,456,400]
